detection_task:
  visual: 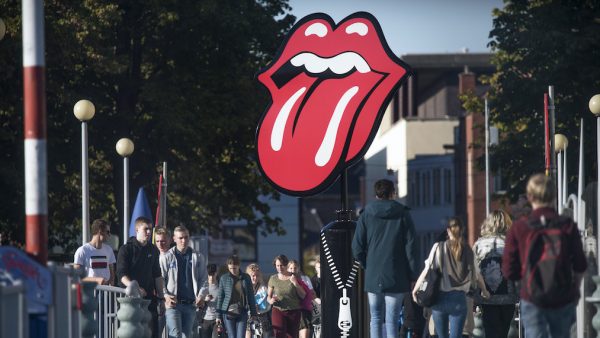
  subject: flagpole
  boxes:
[154,174,163,228]
[544,94,550,176]
[485,98,490,216]
[162,161,167,227]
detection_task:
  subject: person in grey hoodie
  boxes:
[352,179,418,338]
[160,225,208,338]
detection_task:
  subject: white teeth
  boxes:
[290,52,370,75]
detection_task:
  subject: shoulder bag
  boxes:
[415,242,442,307]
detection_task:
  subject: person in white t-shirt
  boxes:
[73,219,116,285]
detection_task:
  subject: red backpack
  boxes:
[523,215,574,307]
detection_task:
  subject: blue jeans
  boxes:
[431,290,467,338]
[165,303,197,338]
[520,299,575,338]
[222,311,248,338]
[367,292,404,338]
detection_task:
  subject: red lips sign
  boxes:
[256,12,410,196]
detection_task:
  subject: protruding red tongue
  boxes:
[257,71,383,193]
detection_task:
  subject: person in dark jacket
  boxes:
[502,173,587,338]
[117,216,164,338]
[352,179,418,338]
[216,255,257,338]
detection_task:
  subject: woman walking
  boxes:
[287,260,314,338]
[412,218,489,338]
[199,264,219,338]
[473,210,518,338]
[216,255,257,338]
[267,255,306,338]
[245,263,272,338]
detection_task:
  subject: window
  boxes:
[423,171,431,206]
[415,171,421,207]
[433,168,441,205]
[444,169,453,204]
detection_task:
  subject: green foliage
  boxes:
[0,0,295,252]
[481,0,600,200]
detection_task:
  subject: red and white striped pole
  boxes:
[22,0,47,264]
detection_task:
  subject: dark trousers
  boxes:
[481,304,515,338]
[271,307,301,338]
[199,319,216,338]
[148,299,159,338]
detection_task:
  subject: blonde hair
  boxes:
[480,210,512,237]
[154,227,171,237]
[245,263,265,287]
[526,173,556,206]
[447,217,464,260]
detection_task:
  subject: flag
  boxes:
[153,169,167,244]
[129,187,153,237]
[155,171,167,229]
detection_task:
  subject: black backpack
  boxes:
[523,215,573,307]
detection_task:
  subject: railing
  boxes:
[95,285,126,338]
[0,281,28,338]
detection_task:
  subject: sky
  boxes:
[286,0,504,56]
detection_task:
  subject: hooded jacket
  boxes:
[116,236,161,299]
[159,246,207,299]
[352,199,418,293]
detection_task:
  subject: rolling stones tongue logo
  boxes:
[256,12,410,196]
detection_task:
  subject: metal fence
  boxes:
[0,281,28,338]
[95,285,126,338]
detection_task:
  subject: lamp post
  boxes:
[587,94,600,338]
[554,134,568,212]
[74,100,95,243]
[0,18,6,40]
[590,94,600,270]
[116,138,134,243]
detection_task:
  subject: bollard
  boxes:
[139,298,152,338]
[320,211,361,338]
[117,297,144,338]
[586,275,600,338]
[80,281,98,338]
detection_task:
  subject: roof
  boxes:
[401,53,493,69]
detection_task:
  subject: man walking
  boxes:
[502,173,587,337]
[160,225,208,338]
[155,227,172,254]
[73,219,116,285]
[352,179,418,338]
[155,227,172,337]
[117,216,164,338]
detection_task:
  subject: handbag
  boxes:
[297,278,313,311]
[415,242,442,307]
[226,302,242,320]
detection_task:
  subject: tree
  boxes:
[465,0,600,201]
[0,0,295,253]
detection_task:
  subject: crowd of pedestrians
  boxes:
[72,174,587,338]
[73,216,320,338]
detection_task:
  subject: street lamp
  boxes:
[590,94,600,270]
[555,133,568,211]
[74,99,95,243]
[0,18,6,41]
[116,138,134,242]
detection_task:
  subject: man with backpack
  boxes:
[502,173,587,337]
